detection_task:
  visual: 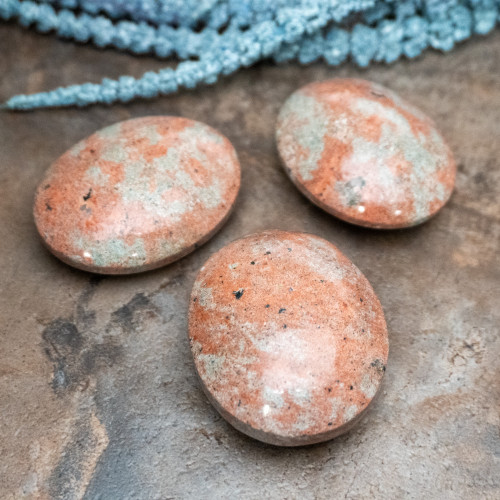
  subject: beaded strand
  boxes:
[1,0,499,110]
[34,0,308,29]
[1,0,373,109]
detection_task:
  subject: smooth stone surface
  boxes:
[33,116,241,274]
[189,230,389,446]
[276,78,456,229]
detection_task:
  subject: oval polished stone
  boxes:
[189,230,389,446]
[276,78,456,229]
[34,116,241,274]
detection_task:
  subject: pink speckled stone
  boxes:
[34,116,241,274]
[276,79,456,229]
[189,230,389,446]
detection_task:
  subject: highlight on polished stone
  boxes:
[34,116,241,274]
[276,78,456,229]
[188,230,389,446]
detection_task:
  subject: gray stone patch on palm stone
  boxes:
[278,92,329,181]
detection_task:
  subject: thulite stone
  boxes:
[189,230,389,446]
[34,116,241,274]
[276,78,456,229]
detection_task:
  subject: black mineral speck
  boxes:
[46,202,52,211]
[371,359,386,372]
[283,324,287,329]
[250,261,255,265]
[350,385,354,390]
[279,308,286,314]
[265,251,271,255]
[265,304,270,308]
[233,289,244,300]
[83,188,92,201]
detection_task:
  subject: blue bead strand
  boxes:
[35,0,318,29]
[1,0,499,110]
[1,0,373,109]
[5,1,496,59]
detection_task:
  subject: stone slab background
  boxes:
[0,24,499,500]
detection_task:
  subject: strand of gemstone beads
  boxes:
[277,1,500,66]
[2,0,497,63]
[0,0,368,59]
[29,0,500,31]
[1,0,375,109]
[1,0,499,109]
[32,0,308,29]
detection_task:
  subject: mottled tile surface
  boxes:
[34,116,240,274]
[277,78,456,228]
[189,230,388,446]
[0,26,499,499]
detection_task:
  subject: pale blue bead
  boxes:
[117,76,137,102]
[429,18,456,51]
[220,49,242,75]
[91,17,113,47]
[36,4,57,31]
[75,83,100,106]
[323,28,349,65]
[158,69,179,93]
[474,7,498,33]
[375,20,404,63]
[351,24,379,67]
[136,72,161,98]
[99,78,119,104]
[72,13,92,42]
[298,33,324,64]
[174,61,202,89]
[253,21,278,57]
[198,59,222,84]
[403,16,429,58]
[18,1,39,27]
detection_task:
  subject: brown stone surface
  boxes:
[276,78,456,229]
[189,230,388,446]
[34,116,240,274]
[0,24,499,499]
